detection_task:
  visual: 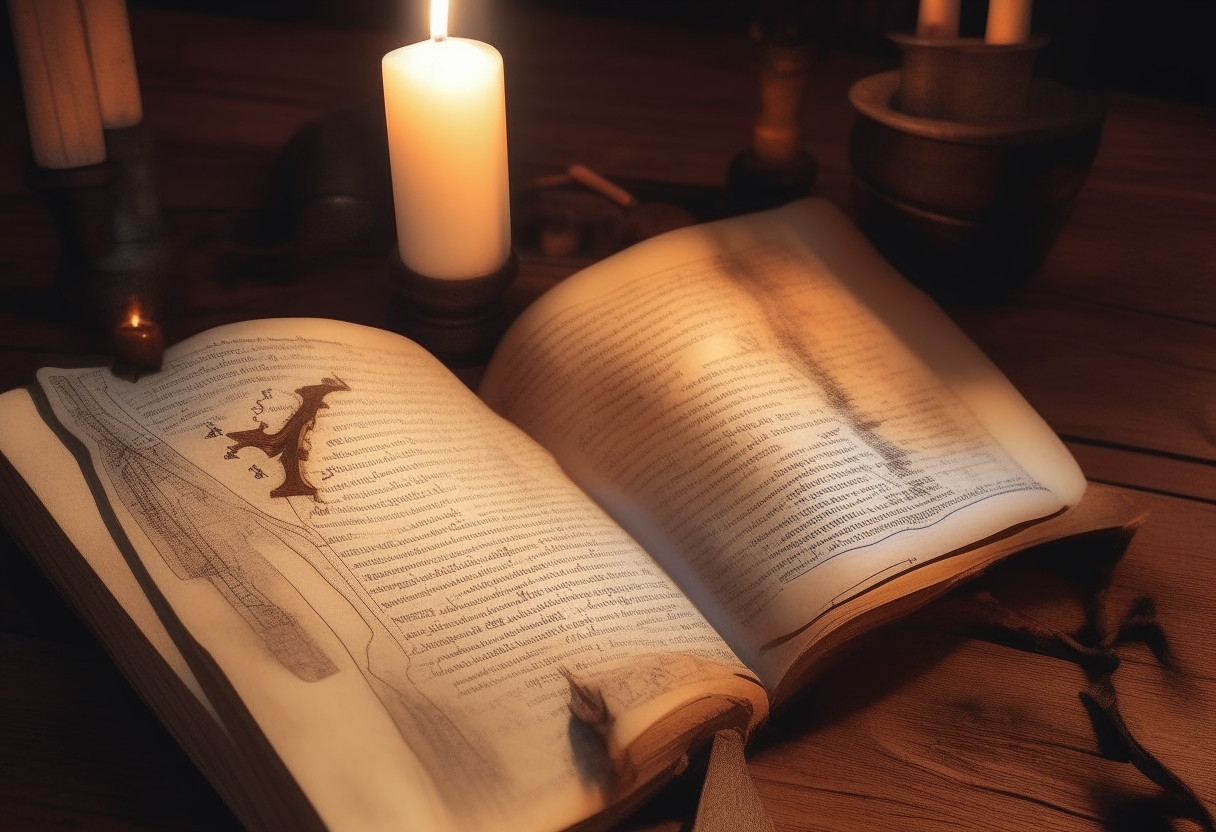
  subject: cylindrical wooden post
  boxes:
[386,248,517,369]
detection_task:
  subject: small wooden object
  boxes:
[112,308,164,374]
[891,33,1048,124]
[848,34,1104,304]
[387,248,517,369]
[726,35,817,215]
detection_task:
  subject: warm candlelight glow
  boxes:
[383,2,511,279]
[917,0,961,40]
[986,0,1033,44]
[431,0,448,41]
[113,302,163,371]
[7,0,106,168]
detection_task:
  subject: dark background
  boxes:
[111,0,1216,107]
[0,1,1212,107]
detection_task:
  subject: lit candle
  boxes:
[917,0,960,40]
[382,0,511,280]
[986,0,1033,44]
[113,305,164,371]
[79,0,144,129]
[7,0,106,169]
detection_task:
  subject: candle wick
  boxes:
[433,34,446,42]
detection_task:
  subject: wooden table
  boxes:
[1,9,1213,831]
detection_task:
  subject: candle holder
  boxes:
[386,249,518,369]
[111,313,165,380]
[890,33,1048,123]
[94,121,174,328]
[725,31,817,215]
[23,121,173,331]
[26,160,119,297]
[848,35,1105,304]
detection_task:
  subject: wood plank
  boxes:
[1066,441,1216,503]
[1033,95,1216,326]
[748,488,1216,830]
[956,298,1216,465]
[755,645,1164,832]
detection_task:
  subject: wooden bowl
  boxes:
[848,68,1104,303]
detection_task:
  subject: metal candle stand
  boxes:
[96,122,173,327]
[849,35,1105,304]
[27,121,172,332]
[26,160,118,298]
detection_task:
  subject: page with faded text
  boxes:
[35,318,766,832]
[480,198,1086,692]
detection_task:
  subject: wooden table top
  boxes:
[0,9,1212,832]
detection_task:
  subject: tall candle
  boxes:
[7,0,106,169]
[986,0,1033,44]
[917,0,960,40]
[382,0,511,280]
[79,0,143,128]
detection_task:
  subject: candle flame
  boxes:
[130,312,141,327]
[431,0,448,40]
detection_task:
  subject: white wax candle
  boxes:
[917,0,960,40]
[79,0,144,128]
[382,1,510,280]
[986,0,1034,44]
[7,0,106,169]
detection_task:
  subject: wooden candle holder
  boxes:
[726,35,817,215]
[849,35,1105,304]
[890,33,1049,124]
[386,248,518,369]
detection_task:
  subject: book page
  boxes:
[0,389,217,716]
[481,199,1084,688]
[0,388,296,832]
[36,318,764,832]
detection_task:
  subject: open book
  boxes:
[0,199,1133,832]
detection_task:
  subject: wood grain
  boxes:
[749,490,1216,831]
[0,7,1212,832]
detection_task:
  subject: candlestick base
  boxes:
[725,22,817,215]
[24,121,174,330]
[95,122,174,329]
[387,249,518,369]
[725,148,817,216]
[890,34,1050,124]
[849,66,1104,304]
[111,351,164,382]
[26,161,119,294]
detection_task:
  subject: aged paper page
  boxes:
[0,388,294,832]
[38,319,762,832]
[481,199,1084,687]
[0,389,215,714]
